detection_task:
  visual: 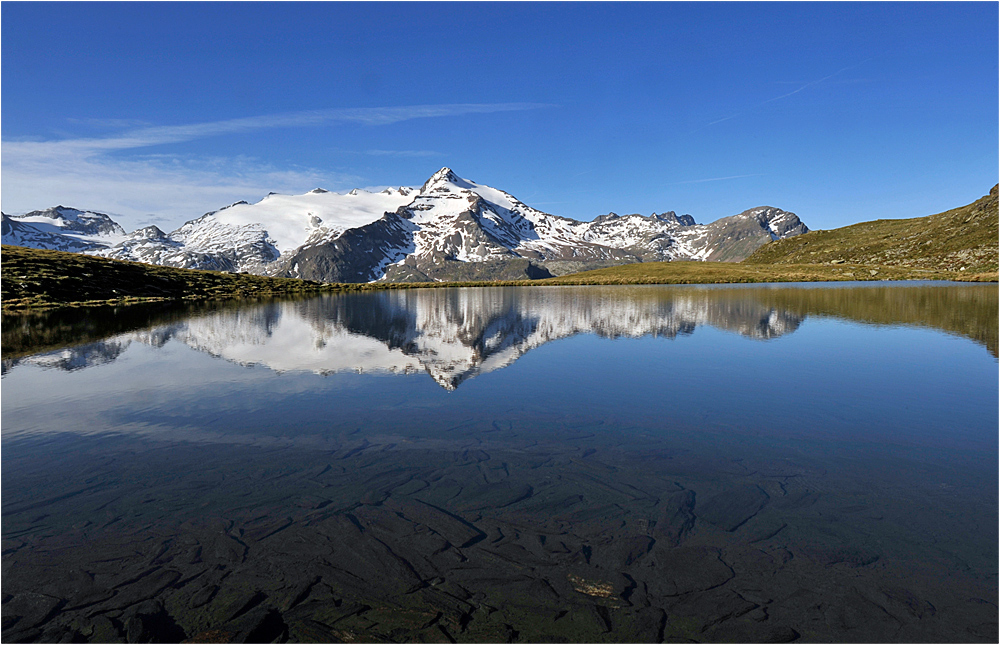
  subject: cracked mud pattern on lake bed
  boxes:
[2,425,996,644]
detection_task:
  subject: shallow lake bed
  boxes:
[2,282,997,643]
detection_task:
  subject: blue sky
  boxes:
[2,2,997,232]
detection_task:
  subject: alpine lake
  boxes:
[2,282,997,644]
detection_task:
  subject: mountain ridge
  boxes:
[2,168,808,282]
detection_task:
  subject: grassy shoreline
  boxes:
[2,244,996,313]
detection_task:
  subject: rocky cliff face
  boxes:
[3,168,809,282]
[271,212,417,283]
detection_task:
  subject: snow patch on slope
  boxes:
[211,188,414,254]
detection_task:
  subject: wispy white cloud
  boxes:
[755,63,862,107]
[2,103,550,230]
[2,152,357,231]
[6,103,551,156]
[667,173,762,185]
[364,149,442,157]
[64,117,155,129]
[771,78,874,86]
[704,59,873,127]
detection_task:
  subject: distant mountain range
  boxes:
[2,168,808,282]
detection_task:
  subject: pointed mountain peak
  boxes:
[431,167,459,182]
[421,167,469,194]
[129,224,169,240]
[655,211,696,226]
[308,188,329,194]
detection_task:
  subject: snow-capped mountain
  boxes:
[2,168,807,281]
[4,287,804,390]
[98,186,418,274]
[1,207,126,252]
[273,168,808,282]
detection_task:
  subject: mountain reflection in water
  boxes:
[3,282,995,389]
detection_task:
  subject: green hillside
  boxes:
[1,245,331,311]
[538,260,973,285]
[745,185,998,273]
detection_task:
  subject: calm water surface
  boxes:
[2,282,997,643]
